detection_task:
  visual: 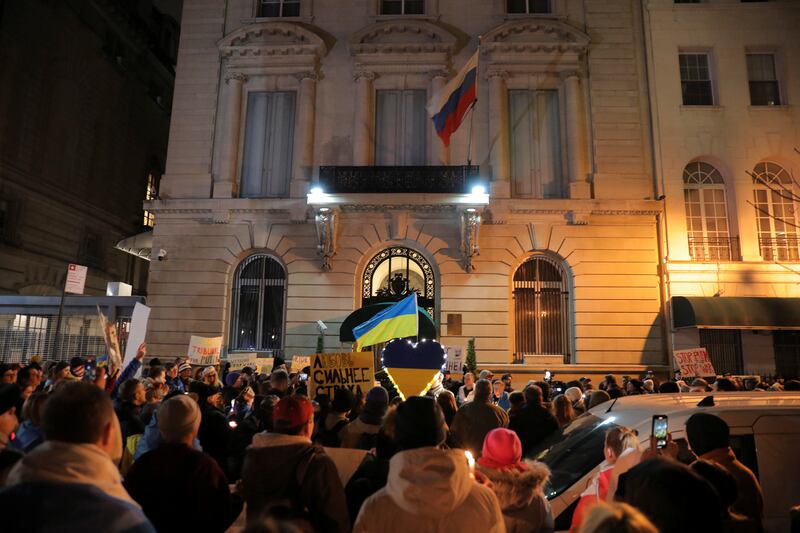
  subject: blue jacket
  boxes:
[112,359,142,399]
[494,391,511,411]
[11,420,44,452]
[166,376,185,394]
[134,411,202,461]
[0,481,155,532]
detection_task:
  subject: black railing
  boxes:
[759,235,800,262]
[318,165,480,194]
[688,236,740,262]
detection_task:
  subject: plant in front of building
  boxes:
[466,337,477,375]
[316,334,324,354]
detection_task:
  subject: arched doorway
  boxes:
[512,254,570,362]
[362,246,435,319]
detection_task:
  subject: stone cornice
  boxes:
[348,19,461,57]
[219,21,329,59]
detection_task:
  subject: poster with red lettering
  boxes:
[673,347,716,377]
[187,335,222,366]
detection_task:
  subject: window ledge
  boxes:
[372,14,440,22]
[503,13,565,21]
[748,104,791,110]
[242,16,314,25]
[680,105,723,111]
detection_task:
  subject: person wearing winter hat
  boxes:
[125,396,242,533]
[223,371,243,406]
[195,382,233,477]
[242,395,349,532]
[177,362,193,391]
[685,413,763,528]
[340,386,389,449]
[477,428,553,533]
[563,386,585,414]
[354,396,505,533]
[0,383,23,485]
[450,379,509,457]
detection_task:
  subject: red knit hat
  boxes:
[273,395,314,429]
[477,428,528,472]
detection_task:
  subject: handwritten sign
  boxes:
[187,335,222,366]
[291,355,311,370]
[674,347,716,377]
[226,352,260,372]
[445,346,464,373]
[310,352,375,399]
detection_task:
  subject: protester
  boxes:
[691,459,753,531]
[125,395,242,532]
[502,373,514,394]
[578,502,657,533]
[163,362,183,393]
[0,384,22,485]
[658,381,680,393]
[587,390,611,410]
[552,394,576,428]
[267,369,291,397]
[318,388,354,447]
[242,395,349,532]
[0,381,155,532]
[115,379,146,447]
[0,364,17,384]
[202,366,222,388]
[714,378,739,392]
[534,380,553,410]
[477,428,553,533]
[140,378,165,425]
[223,371,244,405]
[12,391,47,453]
[458,372,476,405]
[178,362,193,391]
[690,378,711,392]
[493,379,511,410]
[509,384,559,455]
[508,391,525,417]
[685,412,764,528]
[450,379,509,457]
[195,382,233,475]
[353,396,505,532]
[436,389,458,427]
[233,385,256,421]
[341,386,389,449]
[625,379,646,396]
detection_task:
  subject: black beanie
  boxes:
[686,412,729,456]
[0,383,20,415]
[394,396,446,451]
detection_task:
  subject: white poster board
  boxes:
[123,302,150,373]
[65,264,88,295]
[187,335,222,366]
[445,346,464,373]
[226,352,260,372]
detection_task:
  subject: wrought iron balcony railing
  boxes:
[318,165,480,194]
[688,236,740,262]
[759,235,800,262]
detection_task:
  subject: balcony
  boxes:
[759,235,800,262]
[688,236,740,262]
[318,165,480,194]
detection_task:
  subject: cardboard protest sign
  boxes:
[97,305,123,375]
[310,352,375,398]
[445,346,464,373]
[65,263,88,295]
[291,355,311,371]
[187,336,222,366]
[674,347,716,377]
[123,303,150,373]
[226,352,260,372]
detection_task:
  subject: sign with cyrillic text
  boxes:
[310,352,375,399]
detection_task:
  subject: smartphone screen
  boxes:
[652,415,668,449]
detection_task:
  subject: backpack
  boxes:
[317,419,349,447]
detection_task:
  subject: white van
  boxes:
[530,392,800,532]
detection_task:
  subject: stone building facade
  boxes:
[148,0,666,377]
[644,0,800,378]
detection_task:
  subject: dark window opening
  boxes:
[699,329,744,375]
[773,331,800,379]
[507,0,552,13]
[230,254,286,353]
[747,54,781,106]
[381,0,424,15]
[259,0,301,17]
[680,53,714,106]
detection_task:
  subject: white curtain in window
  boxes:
[375,90,427,166]
[509,90,563,198]
[241,91,296,198]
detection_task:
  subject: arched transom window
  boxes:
[753,162,799,261]
[230,254,286,352]
[362,247,435,317]
[683,162,735,261]
[513,255,570,361]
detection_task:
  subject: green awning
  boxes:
[672,296,800,330]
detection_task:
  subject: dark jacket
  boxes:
[124,443,242,533]
[0,481,155,532]
[478,460,554,533]
[345,453,390,524]
[509,403,559,455]
[198,404,233,475]
[242,432,350,533]
[114,400,145,445]
[450,399,509,456]
[699,447,764,530]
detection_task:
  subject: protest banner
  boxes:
[674,347,716,377]
[310,352,375,398]
[96,305,123,374]
[226,352,260,372]
[123,303,150,373]
[445,346,464,374]
[187,335,222,366]
[291,355,311,371]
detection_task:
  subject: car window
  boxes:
[528,414,619,499]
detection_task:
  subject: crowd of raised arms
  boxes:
[0,346,798,533]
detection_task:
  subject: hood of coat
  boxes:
[477,460,550,511]
[5,440,137,506]
[385,447,474,517]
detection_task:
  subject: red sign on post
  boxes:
[674,347,716,377]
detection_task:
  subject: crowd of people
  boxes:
[0,351,798,532]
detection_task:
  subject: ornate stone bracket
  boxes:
[314,207,338,271]
[460,208,482,272]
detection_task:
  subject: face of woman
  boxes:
[204,373,217,385]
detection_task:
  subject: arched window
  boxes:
[362,247,435,317]
[683,162,735,261]
[513,255,570,361]
[230,254,286,352]
[753,162,799,261]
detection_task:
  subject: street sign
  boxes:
[65,264,88,294]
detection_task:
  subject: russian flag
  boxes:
[428,51,479,148]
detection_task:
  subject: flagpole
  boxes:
[467,39,480,168]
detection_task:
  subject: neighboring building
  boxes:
[644,0,800,377]
[147,0,666,378]
[0,1,179,358]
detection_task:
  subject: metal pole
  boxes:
[52,280,67,360]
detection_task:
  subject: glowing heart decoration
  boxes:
[382,339,447,400]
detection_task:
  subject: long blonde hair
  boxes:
[579,502,657,533]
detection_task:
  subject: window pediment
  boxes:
[348,20,461,56]
[219,22,329,60]
[482,20,589,74]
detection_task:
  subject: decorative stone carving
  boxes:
[353,70,377,82]
[212,209,231,224]
[224,72,248,84]
[460,208,481,272]
[566,211,590,225]
[348,20,460,56]
[314,208,337,271]
[294,71,319,82]
[219,22,329,59]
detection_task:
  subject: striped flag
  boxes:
[353,294,419,349]
[428,50,479,147]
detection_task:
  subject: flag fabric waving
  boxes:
[428,50,478,147]
[353,293,419,349]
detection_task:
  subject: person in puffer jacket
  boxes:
[354,396,506,533]
[477,428,553,533]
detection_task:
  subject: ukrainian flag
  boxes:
[353,293,419,349]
